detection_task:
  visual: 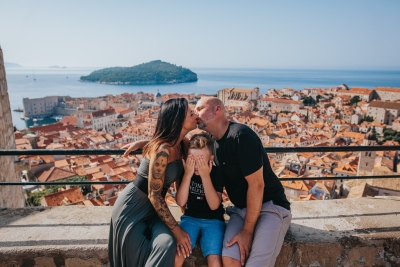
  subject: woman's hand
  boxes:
[182,155,195,177]
[172,225,192,258]
[121,140,147,157]
[197,155,212,178]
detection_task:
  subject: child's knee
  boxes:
[206,254,222,267]
[174,253,185,267]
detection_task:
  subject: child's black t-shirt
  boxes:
[183,166,225,221]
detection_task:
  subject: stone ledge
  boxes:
[1,197,400,266]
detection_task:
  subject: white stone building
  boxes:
[91,108,118,131]
[367,101,400,125]
[374,87,400,101]
[218,87,260,107]
[23,96,59,117]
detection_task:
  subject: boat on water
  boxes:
[20,115,30,120]
[13,107,24,112]
[50,115,64,121]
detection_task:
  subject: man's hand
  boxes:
[227,229,253,266]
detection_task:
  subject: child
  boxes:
[175,133,225,267]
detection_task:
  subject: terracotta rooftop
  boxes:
[259,97,302,104]
[37,167,77,182]
[15,138,33,150]
[42,187,84,206]
[54,159,69,168]
[368,101,400,110]
[375,87,400,93]
[61,116,77,126]
[30,122,76,134]
[92,108,116,118]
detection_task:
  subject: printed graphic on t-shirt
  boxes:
[190,180,205,201]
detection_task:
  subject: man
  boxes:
[195,97,291,267]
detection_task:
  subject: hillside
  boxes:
[80,60,198,85]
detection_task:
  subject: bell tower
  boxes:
[357,130,377,174]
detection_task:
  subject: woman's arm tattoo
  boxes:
[149,148,178,229]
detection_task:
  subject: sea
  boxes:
[4,67,400,130]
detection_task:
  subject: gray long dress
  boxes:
[109,158,183,267]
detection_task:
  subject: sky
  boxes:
[1,1,400,69]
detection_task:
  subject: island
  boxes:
[4,62,22,67]
[79,60,198,85]
[49,66,67,68]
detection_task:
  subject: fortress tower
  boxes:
[0,46,25,207]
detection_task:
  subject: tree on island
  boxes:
[80,60,198,85]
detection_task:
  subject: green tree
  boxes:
[384,129,396,137]
[361,115,374,123]
[27,189,50,206]
[350,96,361,106]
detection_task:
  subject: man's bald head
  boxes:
[195,97,228,136]
[198,97,226,114]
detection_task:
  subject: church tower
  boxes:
[76,107,84,128]
[155,90,163,105]
[357,130,377,174]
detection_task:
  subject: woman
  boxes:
[109,98,197,267]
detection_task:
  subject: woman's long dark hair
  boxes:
[143,97,188,157]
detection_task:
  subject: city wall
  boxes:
[0,46,25,208]
[54,107,94,116]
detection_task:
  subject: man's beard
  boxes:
[197,120,206,130]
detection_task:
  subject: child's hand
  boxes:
[182,155,195,177]
[196,156,212,178]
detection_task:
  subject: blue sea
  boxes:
[5,67,400,130]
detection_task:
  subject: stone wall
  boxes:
[1,198,400,266]
[0,46,25,208]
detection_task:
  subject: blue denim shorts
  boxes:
[180,215,225,257]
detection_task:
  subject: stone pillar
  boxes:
[0,46,25,207]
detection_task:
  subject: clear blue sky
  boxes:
[1,0,400,69]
